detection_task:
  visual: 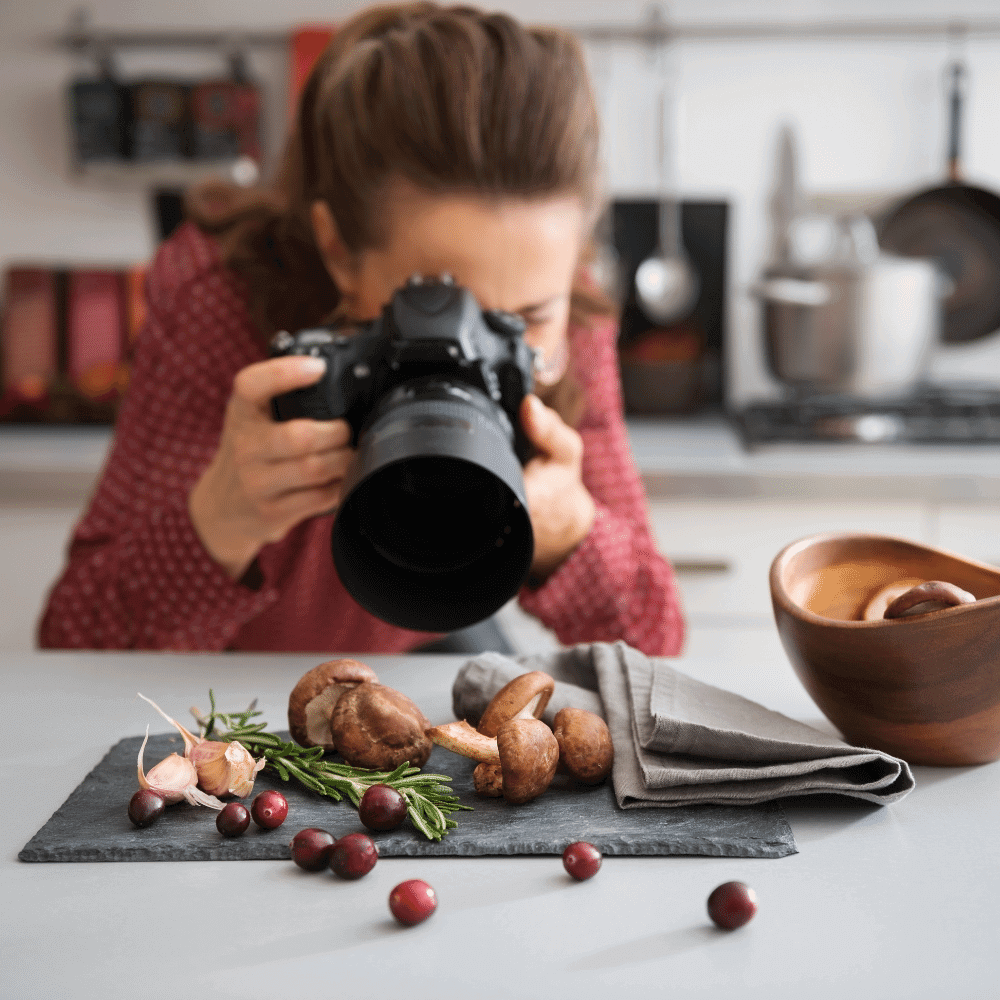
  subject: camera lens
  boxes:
[332,381,533,633]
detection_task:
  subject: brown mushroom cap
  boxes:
[330,682,432,770]
[884,580,977,619]
[496,717,559,805]
[552,707,614,785]
[472,761,504,797]
[287,659,379,751]
[477,671,556,738]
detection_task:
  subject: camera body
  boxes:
[268,276,538,635]
[270,276,536,462]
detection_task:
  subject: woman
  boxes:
[39,3,684,656]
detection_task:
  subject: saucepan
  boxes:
[754,214,945,399]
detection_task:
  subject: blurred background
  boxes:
[1,0,998,651]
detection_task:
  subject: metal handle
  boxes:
[947,60,965,183]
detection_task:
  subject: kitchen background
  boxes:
[1,0,998,651]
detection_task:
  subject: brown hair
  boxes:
[189,2,613,423]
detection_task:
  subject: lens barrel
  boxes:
[332,381,534,633]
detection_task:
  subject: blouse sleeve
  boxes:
[37,234,279,650]
[517,319,685,656]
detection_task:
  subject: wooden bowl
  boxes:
[770,533,1000,765]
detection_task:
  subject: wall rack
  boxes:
[54,8,1000,53]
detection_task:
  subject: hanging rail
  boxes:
[53,12,1000,52]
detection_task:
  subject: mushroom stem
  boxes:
[426,720,500,764]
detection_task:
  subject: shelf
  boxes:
[53,13,1000,52]
[71,156,259,190]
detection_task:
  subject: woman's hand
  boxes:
[188,355,354,581]
[519,394,596,580]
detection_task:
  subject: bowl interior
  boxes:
[776,534,1000,622]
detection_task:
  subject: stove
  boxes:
[734,385,1000,447]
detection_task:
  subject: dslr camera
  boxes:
[270,275,537,633]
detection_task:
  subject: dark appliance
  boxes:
[611,199,728,414]
[735,385,1000,447]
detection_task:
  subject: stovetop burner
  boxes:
[734,385,1000,447]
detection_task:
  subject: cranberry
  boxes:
[289,828,336,871]
[562,841,602,880]
[216,802,251,837]
[707,881,758,930]
[251,790,288,830]
[359,784,408,832]
[389,879,438,926]
[128,789,165,828]
[329,833,378,879]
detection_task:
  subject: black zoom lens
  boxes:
[332,381,534,633]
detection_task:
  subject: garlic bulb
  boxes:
[138,693,266,799]
[137,727,225,809]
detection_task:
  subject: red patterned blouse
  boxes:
[38,224,685,655]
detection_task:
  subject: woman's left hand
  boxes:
[519,394,596,580]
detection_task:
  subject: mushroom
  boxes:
[472,761,503,797]
[425,720,500,763]
[287,659,379,751]
[496,719,560,804]
[330,682,432,770]
[428,716,558,804]
[476,671,555,738]
[884,580,977,619]
[862,578,926,621]
[552,707,614,785]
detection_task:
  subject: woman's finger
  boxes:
[243,443,355,499]
[258,417,352,462]
[257,480,346,537]
[520,394,582,465]
[230,355,328,415]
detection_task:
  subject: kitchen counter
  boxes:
[4,628,998,1000]
[2,417,999,504]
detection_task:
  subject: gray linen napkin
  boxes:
[452,641,915,808]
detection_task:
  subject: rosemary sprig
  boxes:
[192,690,470,842]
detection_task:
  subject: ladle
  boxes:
[635,46,699,324]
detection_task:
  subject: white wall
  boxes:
[2,1,999,404]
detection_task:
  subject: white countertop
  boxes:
[1,418,998,502]
[4,627,998,1000]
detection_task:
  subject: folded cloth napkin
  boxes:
[452,641,915,809]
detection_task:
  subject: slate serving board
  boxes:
[19,732,796,862]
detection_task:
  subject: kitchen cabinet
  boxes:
[649,499,931,624]
[0,506,81,651]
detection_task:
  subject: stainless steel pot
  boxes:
[754,216,944,399]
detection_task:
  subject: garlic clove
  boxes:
[189,739,265,798]
[137,726,225,810]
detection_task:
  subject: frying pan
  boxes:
[878,62,1000,344]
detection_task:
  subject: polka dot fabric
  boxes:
[38,224,685,655]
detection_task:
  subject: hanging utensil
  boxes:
[586,40,624,304]
[878,60,1000,344]
[634,37,699,325]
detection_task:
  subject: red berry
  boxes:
[251,790,288,830]
[389,879,437,926]
[128,789,165,828]
[707,881,758,930]
[359,784,408,832]
[562,841,602,880]
[289,828,336,871]
[329,833,378,879]
[216,802,251,837]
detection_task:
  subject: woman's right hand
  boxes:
[188,355,354,581]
